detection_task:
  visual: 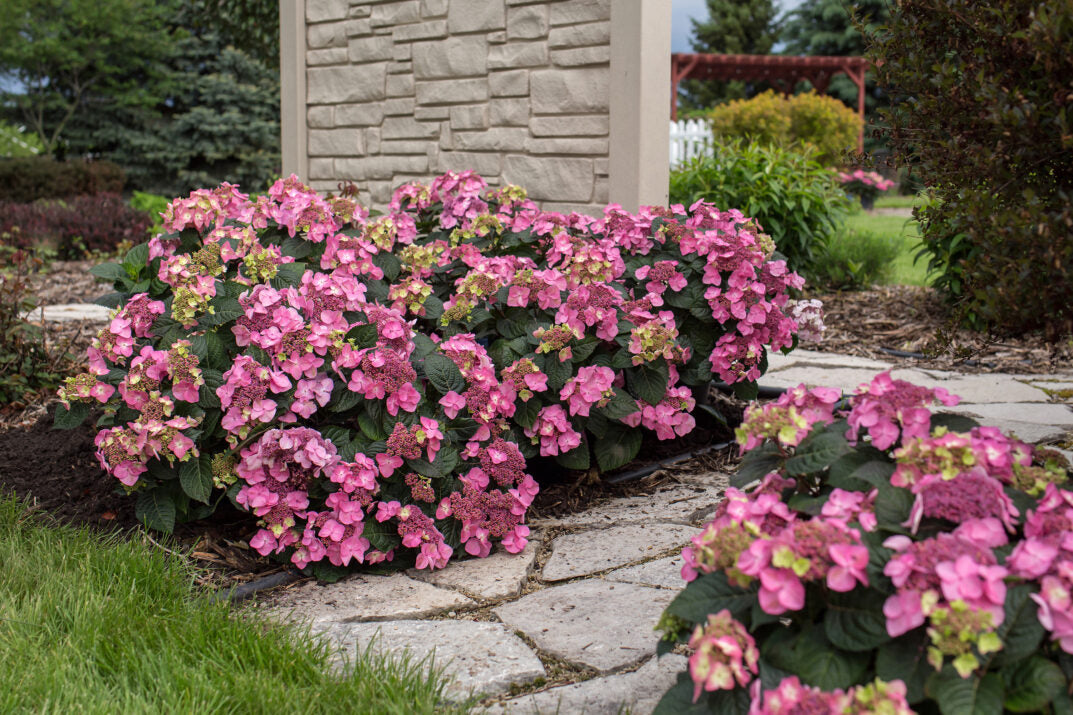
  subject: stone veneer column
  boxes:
[280,0,309,181]
[608,0,670,211]
[284,0,669,215]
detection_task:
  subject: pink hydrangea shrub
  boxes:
[657,375,1073,712]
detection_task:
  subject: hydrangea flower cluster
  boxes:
[61,170,808,577]
[837,169,895,200]
[658,372,1072,712]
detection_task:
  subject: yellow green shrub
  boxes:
[708,90,861,166]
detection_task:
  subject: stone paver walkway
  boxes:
[253,349,1073,713]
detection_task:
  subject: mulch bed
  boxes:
[805,285,1073,375]
[2,261,1069,586]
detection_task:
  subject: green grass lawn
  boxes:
[841,210,929,286]
[873,194,923,209]
[0,496,467,714]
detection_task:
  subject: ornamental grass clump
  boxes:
[655,372,1073,714]
[56,171,811,577]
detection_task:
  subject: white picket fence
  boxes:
[669,119,713,168]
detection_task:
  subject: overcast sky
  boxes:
[671,0,805,53]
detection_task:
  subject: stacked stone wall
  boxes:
[303,0,612,214]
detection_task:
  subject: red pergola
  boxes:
[671,53,870,153]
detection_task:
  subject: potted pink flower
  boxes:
[837,169,895,209]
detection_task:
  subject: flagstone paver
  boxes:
[250,350,1073,714]
[265,572,473,624]
[605,554,686,590]
[485,653,688,714]
[541,523,697,582]
[407,539,541,601]
[315,619,546,699]
[493,580,676,672]
[21,303,112,322]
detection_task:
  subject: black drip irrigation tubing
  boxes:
[208,569,302,604]
[605,441,734,484]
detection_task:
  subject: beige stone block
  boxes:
[503,155,594,202]
[412,37,488,79]
[447,0,505,32]
[370,0,420,27]
[507,4,549,39]
[389,60,412,74]
[366,127,381,155]
[414,105,450,121]
[489,69,529,97]
[595,157,609,175]
[453,128,528,152]
[393,43,412,60]
[387,74,414,97]
[307,47,349,66]
[334,103,384,126]
[449,105,489,130]
[307,0,348,23]
[307,64,387,103]
[309,128,366,157]
[348,4,371,19]
[392,19,448,42]
[383,97,416,116]
[379,139,432,155]
[337,155,430,181]
[436,150,503,177]
[307,106,334,129]
[368,180,395,204]
[415,78,488,105]
[549,20,610,48]
[347,35,393,62]
[487,30,507,44]
[489,97,530,126]
[308,158,335,180]
[529,115,608,137]
[343,18,371,37]
[420,0,448,17]
[551,46,610,66]
[549,0,609,25]
[309,180,342,193]
[526,137,609,155]
[382,116,440,139]
[594,174,608,203]
[308,22,347,48]
[530,67,609,113]
[488,41,548,69]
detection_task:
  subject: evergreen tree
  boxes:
[679,0,782,112]
[60,2,280,196]
[781,0,890,150]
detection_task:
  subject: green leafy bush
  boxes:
[708,90,862,166]
[655,372,1073,712]
[669,139,850,276]
[0,157,124,203]
[866,0,1073,339]
[130,191,169,236]
[0,248,74,404]
[810,227,900,290]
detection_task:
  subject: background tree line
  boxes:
[0,0,281,197]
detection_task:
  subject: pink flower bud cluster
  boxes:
[748,677,913,715]
[687,610,759,700]
[622,366,697,440]
[735,384,841,453]
[846,372,960,450]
